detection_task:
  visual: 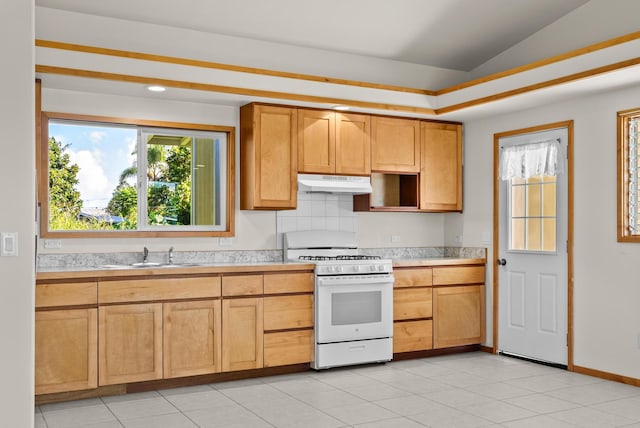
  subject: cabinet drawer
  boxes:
[393,320,433,353]
[393,288,432,320]
[36,282,97,308]
[99,277,221,304]
[433,266,485,286]
[394,268,433,288]
[264,330,313,367]
[264,295,313,330]
[264,272,314,294]
[222,275,264,296]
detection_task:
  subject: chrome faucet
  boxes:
[168,246,174,264]
[143,246,149,263]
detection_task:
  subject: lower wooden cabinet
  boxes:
[98,303,163,385]
[264,330,313,367]
[222,298,264,371]
[393,320,433,353]
[35,309,98,395]
[433,285,485,348]
[164,300,222,378]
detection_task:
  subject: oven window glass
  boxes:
[331,291,381,325]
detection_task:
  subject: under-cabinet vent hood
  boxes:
[297,174,372,194]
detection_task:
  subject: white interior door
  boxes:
[498,127,568,366]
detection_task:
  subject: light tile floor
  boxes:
[35,352,640,428]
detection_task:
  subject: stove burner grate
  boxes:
[299,255,381,261]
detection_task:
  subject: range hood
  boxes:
[297,174,372,194]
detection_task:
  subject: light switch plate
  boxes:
[1,232,18,256]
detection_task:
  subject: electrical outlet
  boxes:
[391,235,401,243]
[43,239,62,249]
[219,237,234,246]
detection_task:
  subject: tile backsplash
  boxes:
[276,191,356,248]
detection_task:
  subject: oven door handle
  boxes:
[316,274,394,287]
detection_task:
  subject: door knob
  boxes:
[497,258,507,266]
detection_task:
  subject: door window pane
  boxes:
[509,175,557,252]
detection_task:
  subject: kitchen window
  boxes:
[618,108,640,242]
[39,112,235,238]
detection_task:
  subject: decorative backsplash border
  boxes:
[37,247,486,270]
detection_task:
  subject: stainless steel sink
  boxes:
[99,262,203,269]
[130,262,162,267]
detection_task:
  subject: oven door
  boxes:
[316,274,393,343]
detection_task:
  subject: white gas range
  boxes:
[284,231,394,370]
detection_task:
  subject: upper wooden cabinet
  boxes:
[371,116,421,172]
[420,122,463,211]
[298,109,370,175]
[240,103,298,209]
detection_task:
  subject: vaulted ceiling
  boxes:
[35,0,588,72]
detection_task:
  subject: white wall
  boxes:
[0,0,35,426]
[451,83,640,379]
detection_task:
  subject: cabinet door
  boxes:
[336,113,370,175]
[98,303,163,385]
[394,320,433,353]
[222,298,263,371]
[420,122,462,211]
[371,117,420,172]
[164,300,222,378]
[298,109,335,174]
[35,309,97,395]
[240,104,298,209]
[433,285,485,349]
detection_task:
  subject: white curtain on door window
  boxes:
[500,139,564,180]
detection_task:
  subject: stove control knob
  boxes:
[370,265,376,272]
[336,266,343,273]
[353,265,360,273]
[378,264,385,272]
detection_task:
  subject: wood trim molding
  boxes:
[36,31,640,97]
[35,65,437,116]
[437,31,640,95]
[492,120,574,367]
[573,365,640,387]
[35,39,434,96]
[35,32,640,116]
[436,57,640,115]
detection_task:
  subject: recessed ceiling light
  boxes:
[333,105,350,111]
[147,85,166,92]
